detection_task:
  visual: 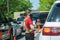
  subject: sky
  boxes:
[30,0,39,10]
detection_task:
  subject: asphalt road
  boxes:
[17,33,25,40]
[17,31,40,40]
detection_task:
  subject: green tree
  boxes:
[38,0,56,11]
[0,0,32,17]
[9,0,32,12]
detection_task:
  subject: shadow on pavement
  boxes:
[17,34,25,39]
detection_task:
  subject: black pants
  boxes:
[25,33,34,40]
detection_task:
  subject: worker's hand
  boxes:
[30,24,34,30]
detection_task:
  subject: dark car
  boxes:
[17,17,24,32]
[17,17,24,26]
[32,11,48,26]
[39,12,48,25]
[32,13,40,21]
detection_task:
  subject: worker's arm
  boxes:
[28,18,34,30]
[30,24,34,30]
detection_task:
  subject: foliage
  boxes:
[38,0,56,11]
[0,0,32,18]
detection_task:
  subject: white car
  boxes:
[39,1,60,40]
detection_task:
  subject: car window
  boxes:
[32,13,39,19]
[47,3,60,22]
[32,13,40,18]
[32,13,40,21]
[39,13,48,19]
[17,17,24,21]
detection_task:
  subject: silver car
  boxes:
[0,24,11,40]
[11,22,22,36]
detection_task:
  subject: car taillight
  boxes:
[43,27,51,32]
[42,27,51,35]
[42,27,60,35]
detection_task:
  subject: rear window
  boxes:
[39,13,48,19]
[32,13,40,18]
[47,3,60,22]
[32,13,40,20]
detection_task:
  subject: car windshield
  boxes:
[47,3,60,22]
[17,17,24,21]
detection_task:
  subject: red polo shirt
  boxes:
[23,16,34,33]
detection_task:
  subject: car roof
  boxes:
[31,11,49,14]
[55,1,60,4]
